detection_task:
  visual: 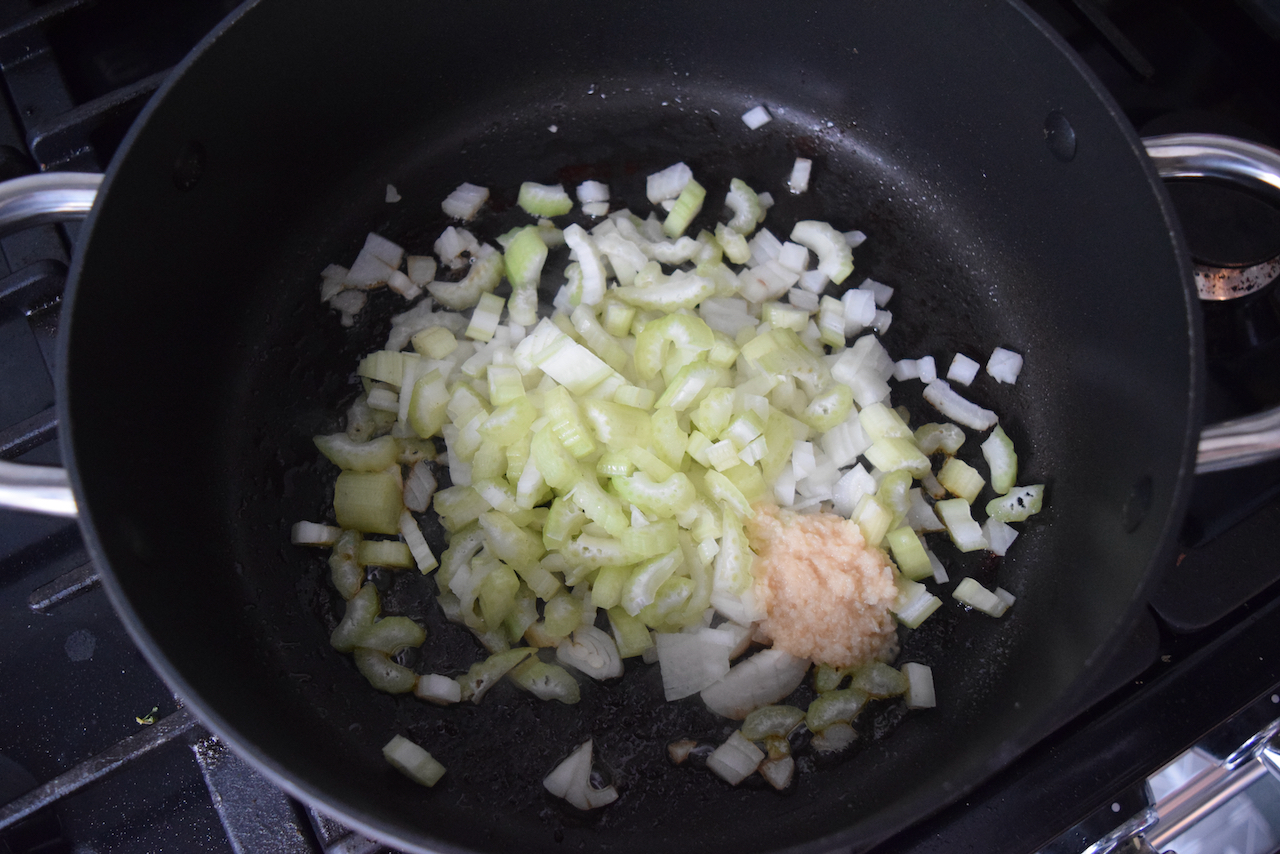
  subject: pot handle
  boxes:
[1143,133,1280,474]
[0,172,101,517]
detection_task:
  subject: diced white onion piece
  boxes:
[415,673,462,705]
[291,521,341,546]
[927,547,949,584]
[983,517,1019,556]
[403,461,438,514]
[646,162,692,205]
[759,756,795,790]
[366,387,399,412]
[386,270,420,300]
[776,241,809,272]
[543,740,618,810]
[841,289,876,335]
[832,464,876,518]
[748,228,783,266]
[987,346,1024,384]
[582,202,610,217]
[872,309,893,333]
[947,353,981,386]
[797,269,829,294]
[902,662,936,709]
[905,488,944,532]
[345,240,397,288]
[787,287,820,312]
[707,731,764,785]
[700,648,809,719]
[787,158,812,194]
[922,380,998,431]
[935,498,990,552]
[655,627,736,700]
[758,191,775,209]
[406,255,437,286]
[385,184,401,203]
[577,180,610,204]
[791,441,816,479]
[953,577,1010,617]
[556,625,623,680]
[995,587,1016,610]
[434,226,480,269]
[400,510,438,573]
[894,359,919,381]
[383,735,446,787]
[442,182,489,221]
[917,355,938,383]
[741,105,772,129]
[811,721,857,753]
[844,229,867,247]
[859,278,894,307]
[773,465,797,506]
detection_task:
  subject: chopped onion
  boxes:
[700,649,809,720]
[385,184,401,203]
[707,730,764,784]
[947,353,981,386]
[556,625,623,680]
[415,673,462,705]
[402,460,437,513]
[987,346,1024,384]
[759,756,795,790]
[902,662,936,709]
[290,521,341,546]
[787,158,812,195]
[741,105,772,129]
[441,182,488,221]
[383,735,445,787]
[922,380,998,431]
[654,627,736,700]
[646,162,692,205]
[544,740,618,809]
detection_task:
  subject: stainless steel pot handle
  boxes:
[0,172,101,518]
[0,141,1275,515]
[1143,133,1280,474]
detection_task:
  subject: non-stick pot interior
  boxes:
[62,1,1197,851]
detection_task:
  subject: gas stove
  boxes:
[0,2,1277,853]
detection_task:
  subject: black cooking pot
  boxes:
[1,1,1279,852]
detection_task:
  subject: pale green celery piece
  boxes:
[533,331,616,396]
[408,370,449,439]
[634,313,714,381]
[805,688,869,733]
[741,705,806,740]
[659,345,706,387]
[850,661,909,698]
[328,530,364,601]
[715,221,752,263]
[465,292,506,343]
[478,510,545,566]
[724,411,765,449]
[330,583,379,652]
[427,247,505,311]
[592,564,633,610]
[628,446,677,482]
[479,397,537,446]
[760,409,795,486]
[953,577,1009,617]
[504,226,548,326]
[937,457,986,503]
[876,469,914,526]
[503,585,539,645]
[602,301,637,337]
[704,469,752,518]
[689,498,720,543]
[334,470,403,535]
[802,384,854,433]
[582,398,652,448]
[812,663,848,693]
[432,485,488,532]
[570,475,629,538]
[614,273,716,312]
[544,385,598,459]
[512,559,562,602]
[790,220,854,285]
[677,534,714,623]
[469,440,506,482]
[542,496,588,551]
[622,548,684,616]
[754,329,825,385]
[357,350,412,386]
[356,539,414,569]
[620,519,680,558]
[543,591,583,637]
[864,438,932,478]
[358,616,426,655]
[451,409,488,463]
[608,469,700,521]
[694,228,723,265]
[506,434,531,484]
[915,422,966,455]
[686,431,714,467]
[886,527,933,581]
[607,606,654,658]
[531,426,583,492]
[818,295,846,348]
[706,439,740,472]
[713,509,753,596]
[570,304,630,373]
[854,495,894,548]
[314,434,400,472]
[740,434,768,466]
[722,463,767,505]
[663,178,706,238]
[561,534,634,568]
[412,326,458,360]
[614,384,657,410]
[478,563,521,627]
[517,181,573,217]
[383,735,446,787]
[981,425,1018,495]
[986,484,1045,523]
[763,303,810,333]
[509,658,581,704]
[638,575,695,629]
[935,497,988,552]
[596,450,635,478]
[354,648,418,694]
[446,382,488,427]
[458,647,536,702]
[651,407,689,470]
[859,402,913,441]
[437,522,485,594]
[707,334,740,368]
[892,577,943,628]
[487,365,526,406]
[725,178,764,234]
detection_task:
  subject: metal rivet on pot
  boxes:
[172,140,206,191]
[1044,111,1077,162]
[1122,475,1153,532]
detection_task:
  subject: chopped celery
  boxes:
[458,648,535,702]
[383,735,446,787]
[937,457,986,504]
[334,470,403,535]
[981,425,1018,495]
[886,526,933,581]
[725,178,764,234]
[314,434,400,472]
[582,398,651,448]
[634,313,714,380]
[790,220,854,285]
[805,688,869,733]
[358,616,426,655]
[591,564,632,610]
[621,548,684,616]
[892,578,942,628]
[517,182,573,217]
[864,437,931,478]
[354,648,418,694]
[620,519,680,558]
[741,705,806,740]
[849,662,908,698]
[478,563,521,627]
[330,583,379,652]
[504,226,548,326]
[916,422,965,455]
[328,530,364,600]
[509,658,581,704]
[607,606,654,658]
[650,407,688,470]
[466,292,505,342]
[935,498,989,552]
[663,178,706,238]
[411,326,458,359]
[953,577,1011,617]
[356,539,414,568]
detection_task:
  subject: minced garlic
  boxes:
[748,504,898,669]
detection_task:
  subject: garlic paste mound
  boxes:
[748,504,899,669]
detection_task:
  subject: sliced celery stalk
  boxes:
[892,578,942,628]
[981,425,1018,495]
[314,434,400,472]
[383,735,446,787]
[458,647,536,702]
[937,457,986,504]
[935,498,990,552]
[607,606,654,658]
[849,661,908,698]
[621,548,684,616]
[354,648,418,694]
[330,583,379,652]
[358,616,426,655]
[663,178,706,238]
[517,182,573,217]
[790,220,854,285]
[986,483,1045,523]
[334,470,403,535]
[356,539,414,568]
[885,526,933,581]
[509,658,581,704]
[805,688,869,733]
[725,178,764,234]
[741,705,806,740]
[504,226,548,326]
[953,577,1011,617]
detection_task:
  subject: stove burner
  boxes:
[1195,256,1280,300]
